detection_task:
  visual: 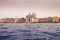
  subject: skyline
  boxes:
[0,0,60,18]
[0,7,60,18]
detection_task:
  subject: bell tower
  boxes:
[32,12,36,16]
[32,12,37,18]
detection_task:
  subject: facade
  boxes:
[38,18,46,23]
[4,18,14,23]
[0,18,5,23]
[0,13,60,23]
[14,17,26,23]
[32,18,39,23]
[31,12,38,23]
[17,18,21,23]
[45,17,52,23]
[10,18,15,23]
[14,17,18,23]
[26,12,38,23]
[26,13,32,23]
[4,18,11,23]
[52,16,60,23]
[19,18,26,23]
[59,18,60,22]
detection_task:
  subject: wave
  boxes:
[0,23,60,40]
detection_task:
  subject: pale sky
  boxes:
[0,0,60,18]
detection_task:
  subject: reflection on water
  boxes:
[0,23,60,40]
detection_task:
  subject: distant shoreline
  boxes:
[0,23,59,24]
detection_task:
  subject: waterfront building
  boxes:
[17,18,21,23]
[32,18,39,23]
[59,18,60,22]
[20,18,26,23]
[52,16,59,23]
[4,18,11,23]
[45,17,52,23]
[26,13,32,23]
[31,12,36,18]
[26,12,38,23]
[0,18,5,23]
[10,18,15,23]
[31,12,38,23]
[14,17,18,23]
[38,18,46,23]
[4,18,14,23]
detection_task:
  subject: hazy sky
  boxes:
[0,0,60,18]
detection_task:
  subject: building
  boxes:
[19,18,26,23]
[4,18,15,23]
[32,12,38,23]
[26,13,32,23]
[26,12,38,23]
[0,18,5,23]
[17,18,21,23]
[52,16,60,23]
[10,18,15,23]
[14,17,18,23]
[38,18,46,23]
[4,18,11,23]
[32,18,39,23]
[31,12,38,23]
[45,17,52,23]
[59,18,60,22]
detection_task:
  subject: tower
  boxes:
[14,16,17,23]
[32,12,36,16]
[32,12,37,18]
[26,13,32,23]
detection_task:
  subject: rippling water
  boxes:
[0,23,60,40]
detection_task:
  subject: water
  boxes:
[0,23,60,40]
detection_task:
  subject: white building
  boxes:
[14,17,18,23]
[26,12,38,23]
[26,13,32,23]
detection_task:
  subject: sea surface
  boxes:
[0,23,60,40]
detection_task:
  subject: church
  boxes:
[26,12,38,23]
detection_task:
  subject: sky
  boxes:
[0,0,60,18]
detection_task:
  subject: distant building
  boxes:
[26,13,32,23]
[45,17,52,23]
[52,16,59,23]
[32,18,39,23]
[4,18,11,23]
[26,12,38,23]
[59,18,60,22]
[31,12,36,18]
[0,18,5,23]
[31,12,38,23]
[20,18,26,23]
[4,18,15,23]
[17,18,21,23]
[10,18,15,23]
[14,17,18,23]
[38,18,46,23]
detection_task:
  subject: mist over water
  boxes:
[0,23,60,40]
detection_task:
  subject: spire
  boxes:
[32,12,36,16]
[14,16,17,23]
